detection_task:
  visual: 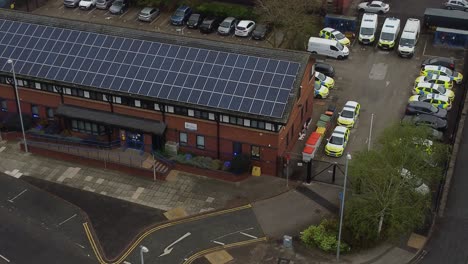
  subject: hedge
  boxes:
[301,219,351,253]
[194,2,255,20]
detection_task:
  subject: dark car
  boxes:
[187,13,205,29]
[405,101,448,119]
[199,17,222,34]
[252,24,271,40]
[402,114,447,131]
[109,0,127,14]
[315,62,335,77]
[421,57,456,71]
[170,6,192,26]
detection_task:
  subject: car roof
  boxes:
[238,20,254,26]
[141,7,155,12]
[425,74,451,81]
[421,93,449,101]
[371,1,384,4]
[334,126,348,134]
[322,27,335,32]
[315,62,333,69]
[222,17,236,22]
[416,82,442,89]
[424,65,450,72]
[344,101,359,108]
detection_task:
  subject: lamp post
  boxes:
[140,245,149,264]
[6,59,28,153]
[336,153,351,262]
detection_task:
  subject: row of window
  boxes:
[0,99,55,119]
[0,76,281,132]
[71,119,106,136]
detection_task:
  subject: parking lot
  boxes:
[32,0,271,48]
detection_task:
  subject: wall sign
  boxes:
[185,122,197,131]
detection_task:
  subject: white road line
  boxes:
[0,146,6,152]
[75,243,85,249]
[240,232,258,239]
[7,189,27,203]
[212,240,225,246]
[211,227,255,240]
[58,213,77,226]
[0,254,10,263]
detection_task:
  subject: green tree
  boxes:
[345,124,450,246]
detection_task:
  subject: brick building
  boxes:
[0,11,316,176]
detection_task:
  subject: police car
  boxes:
[415,74,453,89]
[319,27,350,46]
[337,101,361,128]
[408,93,452,110]
[325,126,350,157]
[315,71,335,89]
[314,82,329,99]
[413,82,454,101]
[420,65,463,84]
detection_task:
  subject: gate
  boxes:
[283,155,345,185]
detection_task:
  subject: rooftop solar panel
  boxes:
[0,19,301,119]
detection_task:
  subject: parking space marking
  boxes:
[87,8,96,15]
[239,232,257,239]
[7,189,27,203]
[0,254,10,263]
[58,213,77,226]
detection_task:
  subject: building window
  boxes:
[0,76,6,84]
[179,132,188,146]
[165,105,174,113]
[188,109,194,117]
[209,113,215,120]
[154,103,160,111]
[64,88,72,95]
[174,106,188,115]
[31,105,39,118]
[233,142,242,156]
[196,135,205,149]
[251,145,260,159]
[134,99,141,107]
[83,91,90,98]
[265,123,272,131]
[71,119,106,136]
[46,108,54,119]
[244,119,250,127]
[34,82,41,90]
[0,99,7,112]
[221,115,229,123]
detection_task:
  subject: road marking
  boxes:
[211,227,254,241]
[131,187,144,200]
[0,146,5,152]
[0,254,10,263]
[8,189,27,203]
[159,232,191,257]
[75,243,85,249]
[240,232,258,239]
[212,240,225,246]
[58,213,77,226]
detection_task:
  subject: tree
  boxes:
[344,124,450,246]
[255,0,322,49]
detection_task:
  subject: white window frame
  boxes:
[154,103,160,111]
[221,115,229,123]
[63,88,72,95]
[208,113,215,120]
[35,82,41,90]
[196,135,205,149]
[134,100,141,107]
[265,123,272,131]
[179,132,188,145]
[243,119,251,127]
[188,109,194,117]
[113,96,121,104]
[83,91,90,98]
[165,105,174,113]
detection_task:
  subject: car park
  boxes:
[421,57,456,71]
[187,13,205,29]
[398,18,420,58]
[79,0,96,10]
[307,37,349,59]
[337,101,361,128]
[408,93,452,110]
[402,114,447,131]
[96,0,113,9]
[199,17,222,34]
[319,27,350,46]
[109,0,127,14]
[314,63,335,77]
[218,17,238,35]
[358,1,390,13]
[413,82,455,101]
[252,24,271,40]
[359,13,378,45]
[325,126,350,157]
[444,0,468,11]
[415,74,454,89]
[138,7,160,22]
[63,0,80,8]
[420,65,463,84]
[378,17,400,50]
[170,6,192,26]
[235,20,256,37]
[314,82,329,99]
[405,101,448,119]
[315,71,335,88]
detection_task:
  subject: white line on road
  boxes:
[211,227,254,240]
[58,213,77,226]
[159,232,191,257]
[212,240,225,246]
[0,254,10,263]
[75,243,85,249]
[7,189,27,203]
[240,232,258,239]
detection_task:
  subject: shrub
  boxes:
[194,2,254,20]
[301,219,350,253]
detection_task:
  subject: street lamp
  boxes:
[6,59,28,153]
[140,245,149,264]
[336,153,351,262]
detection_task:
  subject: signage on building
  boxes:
[185,122,197,131]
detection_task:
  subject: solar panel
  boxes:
[0,19,302,118]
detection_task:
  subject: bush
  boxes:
[194,2,254,20]
[301,219,350,253]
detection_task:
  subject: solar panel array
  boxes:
[0,19,301,118]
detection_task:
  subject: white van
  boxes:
[398,18,420,58]
[307,37,350,59]
[378,17,400,50]
[359,13,378,45]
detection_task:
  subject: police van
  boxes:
[359,13,378,45]
[307,37,350,59]
[398,18,420,58]
[378,17,401,50]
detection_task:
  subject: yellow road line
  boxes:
[183,237,268,264]
[83,204,253,264]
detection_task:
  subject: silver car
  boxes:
[218,17,238,35]
[96,0,113,9]
[138,7,160,22]
[445,0,468,11]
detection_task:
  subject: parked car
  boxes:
[421,57,456,71]
[337,101,361,128]
[405,101,448,119]
[325,126,350,157]
[319,27,350,46]
[445,0,468,11]
[307,37,349,60]
[358,1,390,13]
[170,6,192,26]
[415,74,453,89]
[252,24,271,40]
[109,0,127,14]
[79,0,96,10]
[218,17,238,35]
[315,71,335,88]
[187,13,204,29]
[199,17,222,34]
[138,7,160,22]
[420,65,463,84]
[413,82,455,101]
[63,0,80,8]
[314,62,335,77]
[235,20,256,37]
[314,82,329,99]
[401,114,447,131]
[96,0,113,9]
[408,93,452,110]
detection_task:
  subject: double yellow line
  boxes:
[83,204,261,264]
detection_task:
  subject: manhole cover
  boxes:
[277,258,291,264]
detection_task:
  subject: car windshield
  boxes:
[444,68,454,76]
[360,27,374,35]
[329,136,344,145]
[341,110,354,118]
[437,86,446,94]
[175,11,185,17]
[316,72,325,81]
[202,20,212,25]
[314,82,321,90]
[220,21,231,27]
[400,38,414,46]
[336,42,344,50]
[113,1,122,6]
[237,26,246,30]
[334,32,345,40]
[381,32,394,41]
